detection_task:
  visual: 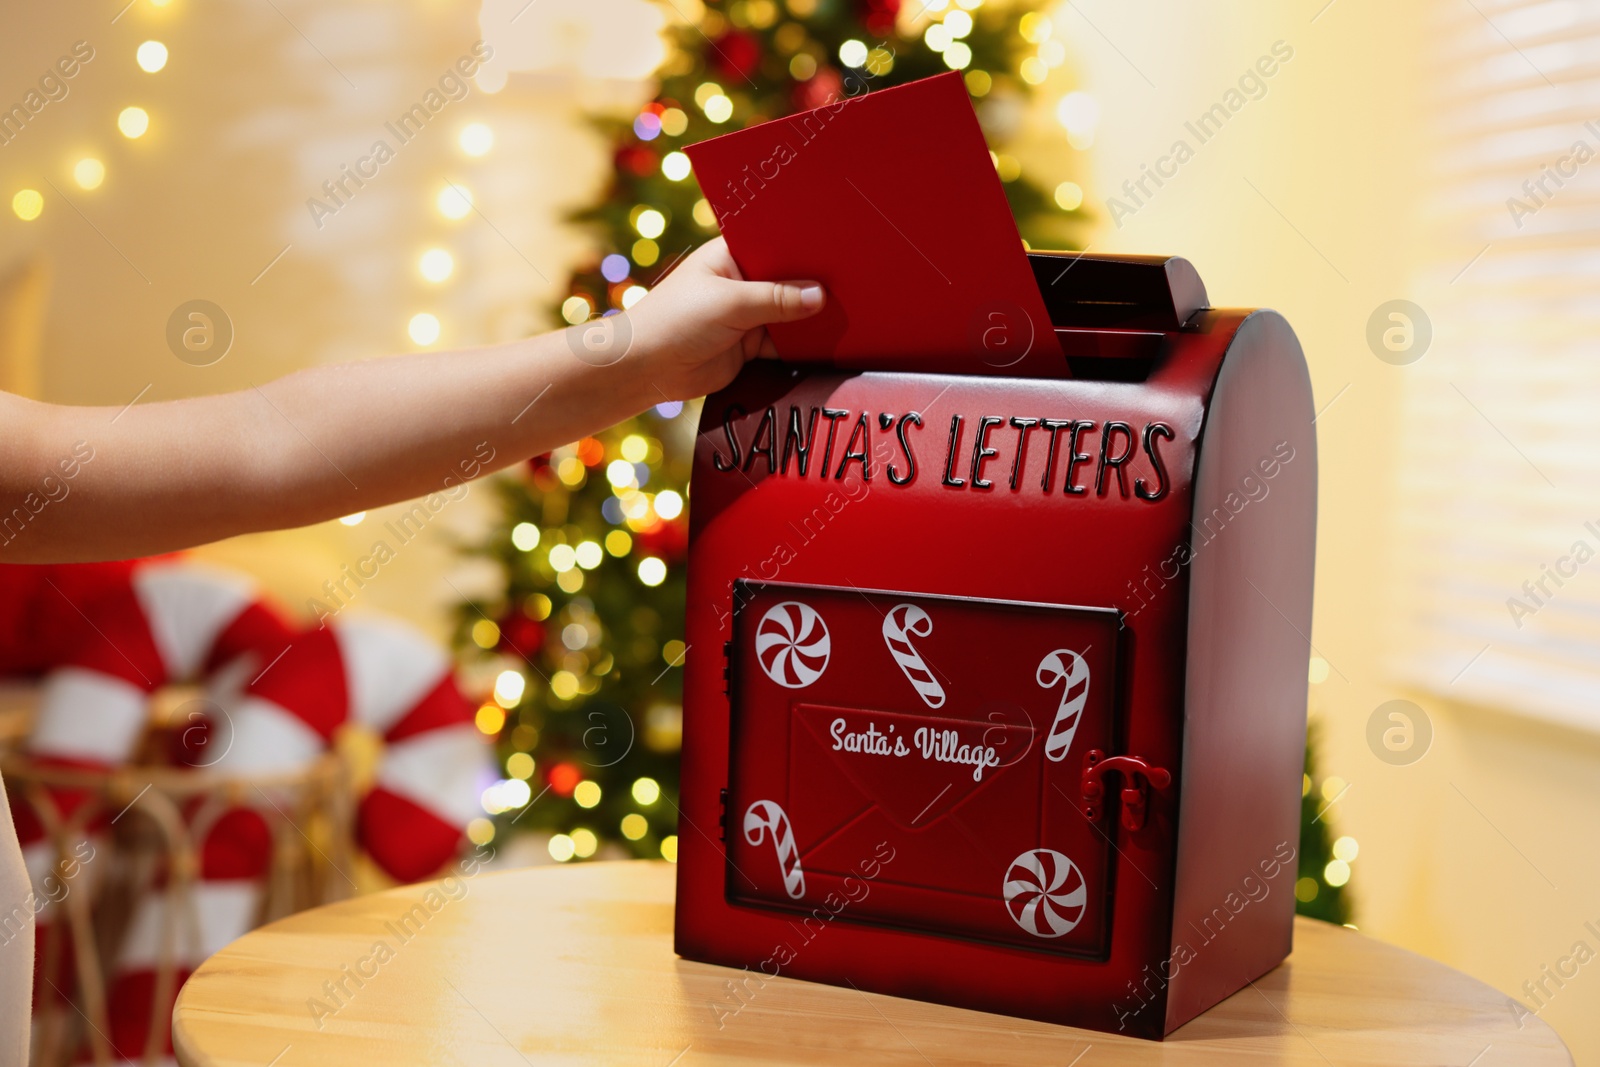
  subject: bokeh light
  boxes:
[634,208,666,239]
[654,489,684,520]
[703,94,733,123]
[437,183,473,219]
[458,122,494,156]
[419,248,454,282]
[561,295,593,325]
[637,557,667,586]
[118,107,150,138]
[493,669,526,707]
[662,151,692,181]
[408,312,441,345]
[73,158,105,190]
[11,189,43,221]
[136,41,168,73]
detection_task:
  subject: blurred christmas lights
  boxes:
[118,106,150,138]
[73,158,105,190]
[408,312,441,345]
[11,189,43,221]
[437,183,473,219]
[419,248,454,282]
[136,41,168,73]
[458,122,494,156]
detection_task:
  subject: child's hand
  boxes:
[617,237,824,401]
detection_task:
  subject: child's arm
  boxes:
[0,239,821,564]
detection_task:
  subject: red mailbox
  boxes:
[674,252,1317,1039]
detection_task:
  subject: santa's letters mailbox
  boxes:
[673,252,1317,1039]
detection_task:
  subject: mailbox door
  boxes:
[725,580,1125,958]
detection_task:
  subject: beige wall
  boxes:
[1061,0,1599,1061]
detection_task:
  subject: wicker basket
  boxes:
[5,747,354,1067]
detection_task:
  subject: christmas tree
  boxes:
[452,0,1084,865]
[1294,717,1355,924]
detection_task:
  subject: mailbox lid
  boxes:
[725,580,1124,956]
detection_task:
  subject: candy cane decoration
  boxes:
[214,615,493,883]
[1003,848,1087,938]
[743,800,805,900]
[882,603,945,709]
[1037,649,1090,762]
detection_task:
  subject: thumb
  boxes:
[718,279,825,331]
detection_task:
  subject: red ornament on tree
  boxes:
[547,761,581,798]
[635,516,689,562]
[616,145,658,177]
[795,67,844,112]
[497,612,547,658]
[711,31,762,80]
[858,0,900,38]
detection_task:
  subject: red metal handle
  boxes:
[1081,749,1171,832]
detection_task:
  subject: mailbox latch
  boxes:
[1081,749,1171,832]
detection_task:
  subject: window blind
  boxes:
[1391,0,1600,730]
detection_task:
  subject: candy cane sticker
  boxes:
[755,601,830,689]
[744,799,805,899]
[882,603,945,708]
[1003,848,1086,938]
[1037,649,1090,762]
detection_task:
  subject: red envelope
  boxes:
[726,580,1121,956]
[686,71,1065,376]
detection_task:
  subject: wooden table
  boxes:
[173,861,1571,1066]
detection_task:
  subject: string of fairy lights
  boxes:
[7,6,172,223]
[8,2,1099,337]
[402,122,494,348]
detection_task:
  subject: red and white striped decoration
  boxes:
[214,614,492,883]
[743,799,805,900]
[27,562,289,773]
[1036,648,1091,763]
[8,561,289,1033]
[881,603,945,708]
[754,601,830,689]
[1002,848,1087,938]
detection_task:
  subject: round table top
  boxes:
[173,861,1571,1066]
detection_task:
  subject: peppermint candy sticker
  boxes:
[755,601,830,689]
[1003,848,1087,938]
